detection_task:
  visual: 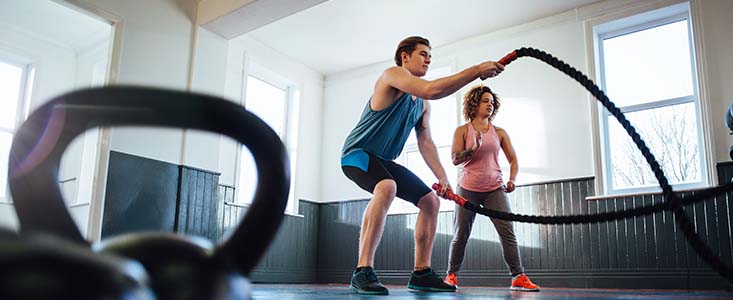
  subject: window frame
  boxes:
[0,55,33,203]
[234,62,300,215]
[593,3,709,195]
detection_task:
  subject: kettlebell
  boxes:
[5,86,290,300]
[0,229,154,299]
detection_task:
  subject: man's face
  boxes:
[402,44,431,77]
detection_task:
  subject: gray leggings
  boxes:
[447,186,524,276]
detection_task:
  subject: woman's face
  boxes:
[476,92,495,119]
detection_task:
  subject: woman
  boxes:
[443,85,539,291]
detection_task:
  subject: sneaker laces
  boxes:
[356,268,381,286]
[423,269,444,283]
[366,269,379,283]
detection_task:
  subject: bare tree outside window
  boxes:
[609,103,700,189]
[598,11,705,194]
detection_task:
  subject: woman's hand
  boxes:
[504,180,516,193]
[471,130,482,152]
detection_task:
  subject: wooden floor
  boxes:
[251,284,733,299]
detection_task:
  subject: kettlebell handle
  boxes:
[8,86,290,275]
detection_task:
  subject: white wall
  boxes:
[320,0,733,202]
[70,0,327,215]
[697,0,733,163]
[186,27,230,172]
[0,23,76,111]
[221,35,324,203]
[0,203,18,229]
[0,19,108,231]
[320,10,594,202]
[74,0,198,165]
[0,16,77,230]
[320,62,391,201]
[441,14,593,184]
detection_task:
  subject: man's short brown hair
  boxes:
[394,36,431,66]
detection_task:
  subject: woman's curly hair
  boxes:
[462,85,500,121]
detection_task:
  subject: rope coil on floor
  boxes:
[434,47,733,283]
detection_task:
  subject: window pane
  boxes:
[0,132,11,199]
[245,76,287,137]
[287,149,297,213]
[607,102,700,190]
[602,20,693,107]
[424,66,456,145]
[405,99,456,146]
[239,75,294,207]
[238,148,257,204]
[429,98,457,145]
[400,146,456,211]
[0,61,23,129]
[388,66,457,214]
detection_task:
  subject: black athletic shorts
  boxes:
[341,150,431,206]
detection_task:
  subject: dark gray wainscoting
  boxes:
[176,166,221,241]
[103,152,733,290]
[315,176,732,290]
[102,151,179,237]
[103,151,319,283]
[220,194,319,283]
[315,178,598,287]
[718,161,733,185]
[103,151,223,241]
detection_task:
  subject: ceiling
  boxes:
[201,0,327,39]
[246,0,600,75]
[0,0,110,51]
[0,0,601,75]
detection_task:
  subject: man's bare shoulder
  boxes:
[381,66,411,80]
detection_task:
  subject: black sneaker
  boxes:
[350,267,389,295]
[407,268,457,292]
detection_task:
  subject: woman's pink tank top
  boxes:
[459,123,503,192]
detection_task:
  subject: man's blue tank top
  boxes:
[341,93,424,170]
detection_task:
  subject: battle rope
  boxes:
[433,47,733,282]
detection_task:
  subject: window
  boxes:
[595,3,706,194]
[388,65,458,214]
[0,59,32,202]
[237,73,299,215]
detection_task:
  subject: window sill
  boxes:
[223,201,303,218]
[586,185,713,201]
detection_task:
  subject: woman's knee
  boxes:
[495,222,518,240]
[451,230,471,245]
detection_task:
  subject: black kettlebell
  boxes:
[0,229,154,300]
[6,86,290,300]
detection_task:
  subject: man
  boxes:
[341,36,504,295]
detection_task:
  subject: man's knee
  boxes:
[373,179,397,199]
[417,193,440,214]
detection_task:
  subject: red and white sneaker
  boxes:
[510,274,540,291]
[444,273,458,287]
